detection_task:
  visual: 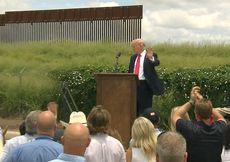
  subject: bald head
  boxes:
[62,123,91,156]
[36,111,56,134]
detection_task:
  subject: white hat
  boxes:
[60,111,87,127]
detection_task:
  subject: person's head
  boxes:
[19,121,26,135]
[131,117,157,162]
[142,107,160,127]
[47,101,58,116]
[25,110,42,135]
[156,131,187,162]
[35,110,57,137]
[224,123,230,150]
[195,98,213,120]
[170,106,190,131]
[131,39,145,54]
[61,123,91,156]
[47,101,57,108]
[87,105,111,135]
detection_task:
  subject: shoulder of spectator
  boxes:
[175,118,192,130]
[215,119,227,125]
[216,114,227,124]
[125,147,132,162]
[172,114,182,126]
[217,118,227,123]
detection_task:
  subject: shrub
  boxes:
[51,65,230,129]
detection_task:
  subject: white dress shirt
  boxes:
[1,133,37,161]
[134,50,155,80]
[84,134,126,162]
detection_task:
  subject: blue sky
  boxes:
[1,0,230,43]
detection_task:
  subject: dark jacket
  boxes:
[128,53,163,95]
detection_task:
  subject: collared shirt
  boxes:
[3,135,63,162]
[84,134,126,162]
[134,50,146,80]
[154,128,161,136]
[1,133,38,161]
[49,153,86,162]
[134,50,155,80]
[176,119,226,162]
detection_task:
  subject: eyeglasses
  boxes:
[157,131,182,140]
[157,131,168,139]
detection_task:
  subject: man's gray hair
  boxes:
[25,110,42,135]
[156,131,186,162]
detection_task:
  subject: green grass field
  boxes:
[0,41,229,76]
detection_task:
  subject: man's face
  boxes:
[132,42,143,54]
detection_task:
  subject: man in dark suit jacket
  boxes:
[129,39,163,115]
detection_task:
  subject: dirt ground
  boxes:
[0,117,24,131]
[0,117,63,131]
[0,117,64,140]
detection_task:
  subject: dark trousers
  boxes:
[136,80,153,116]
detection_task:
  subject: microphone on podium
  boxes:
[114,52,121,73]
[116,52,121,58]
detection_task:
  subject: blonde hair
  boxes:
[170,106,190,131]
[131,39,145,47]
[131,117,157,162]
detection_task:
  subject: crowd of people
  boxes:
[0,38,229,162]
[0,86,229,162]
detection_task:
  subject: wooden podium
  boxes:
[94,73,138,148]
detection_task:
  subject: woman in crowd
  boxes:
[170,106,190,131]
[126,117,157,162]
[84,105,126,162]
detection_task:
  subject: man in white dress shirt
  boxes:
[1,110,41,161]
[128,39,163,115]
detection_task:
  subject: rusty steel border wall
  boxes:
[0,5,142,44]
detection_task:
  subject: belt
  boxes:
[139,80,146,83]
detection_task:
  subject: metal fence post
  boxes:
[19,67,26,110]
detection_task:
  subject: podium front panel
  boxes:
[95,73,137,149]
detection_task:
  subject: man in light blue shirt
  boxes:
[49,123,91,162]
[4,111,63,162]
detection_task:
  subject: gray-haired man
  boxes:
[156,131,187,162]
[1,110,42,161]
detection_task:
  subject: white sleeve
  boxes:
[149,57,155,62]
